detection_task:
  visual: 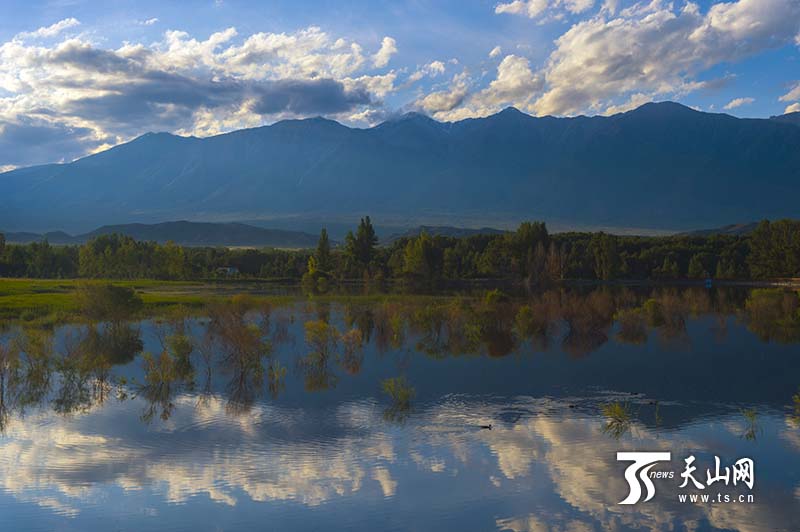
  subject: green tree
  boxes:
[748,220,800,279]
[589,233,621,280]
[403,232,436,279]
[315,228,332,275]
[75,283,143,324]
[345,216,378,272]
[161,241,188,280]
[655,256,680,279]
[687,254,708,279]
[508,221,549,278]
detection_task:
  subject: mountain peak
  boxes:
[626,101,698,116]
[498,106,525,116]
[390,111,441,125]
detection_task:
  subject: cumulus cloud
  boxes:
[408,60,446,83]
[416,72,470,113]
[0,25,398,166]
[786,103,800,114]
[432,0,798,121]
[530,0,800,116]
[724,97,755,110]
[427,55,542,120]
[0,119,111,168]
[779,82,800,102]
[372,36,397,68]
[495,0,595,20]
[15,18,80,40]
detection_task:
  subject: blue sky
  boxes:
[1,0,799,169]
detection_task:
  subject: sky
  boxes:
[0,0,799,170]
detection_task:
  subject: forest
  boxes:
[0,218,798,283]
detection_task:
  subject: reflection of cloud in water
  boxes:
[497,513,594,532]
[0,393,798,531]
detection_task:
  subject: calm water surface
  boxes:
[1,286,799,531]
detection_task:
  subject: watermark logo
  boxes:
[616,452,755,505]
[617,452,672,504]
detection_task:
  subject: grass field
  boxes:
[0,278,463,326]
[0,279,212,323]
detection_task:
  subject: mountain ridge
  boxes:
[3,101,800,233]
[2,220,320,248]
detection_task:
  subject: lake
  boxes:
[0,285,799,531]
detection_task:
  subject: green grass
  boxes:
[0,279,207,324]
[0,278,472,326]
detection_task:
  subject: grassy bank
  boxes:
[0,278,460,325]
[0,279,212,323]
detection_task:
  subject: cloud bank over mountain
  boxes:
[0,0,799,168]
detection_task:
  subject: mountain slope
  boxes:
[385,225,507,244]
[3,221,319,248]
[3,102,800,232]
[679,222,759,237]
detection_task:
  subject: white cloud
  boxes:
[489,46,502,58]
[141,18,159,26]
[0,25,399,165]
[785,102,800,114]
[408,60,446,83]
[723,96,755,110]
[14,18,80,40]
[426,55,543,120]
[372,36,397,68]
[603,92,654,115]
[779,82,800,102]
[416,72,470,114]
[431,0,799,120]
[530,0,800,116]
[495,0,549,18]
[495,0,595,19]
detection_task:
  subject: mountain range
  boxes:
[2,102,799,233]
[2,221,319,248]
[385,225,507,243]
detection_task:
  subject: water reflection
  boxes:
[0,285,799,531]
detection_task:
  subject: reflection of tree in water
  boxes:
[790,388,800,428]
[741,408,761,441]
[300,320,338,392]
[338,329,364,375]
[267,361,287,399]
[373,302,405,353]
[0,339,19,434]
[382,376,415,424]
[745,289,800,343]
[13,328,54,408]
[54,329,108,415]
[1,285,796,430]
[206,298,271,414]
[410,305,448,357]
[314,301,331,323]
[650,291,690,349]
[81,323,143,367]
[271,315,294,348]
[344,304,374,345]
[478,292,517,358]
[561,291,614,357]
[601,401,633,439]
[615,308,648,345]
[514,292,561,351]
[139,351,180,423]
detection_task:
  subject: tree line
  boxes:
[0,218,798,282]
